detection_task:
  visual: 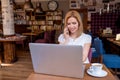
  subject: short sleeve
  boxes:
[58,34,65,43]
[84,34,92,43]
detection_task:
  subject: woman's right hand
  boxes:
[63,27,70,40]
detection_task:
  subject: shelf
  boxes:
[25,10,63,31]
[14,10,25,13]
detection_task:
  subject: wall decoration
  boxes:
[115,2,120,10]
[88,6,96,11]
[69,0,80,9]
[83,0,96,12]
[102,0,109,3]
[84,0,96,6]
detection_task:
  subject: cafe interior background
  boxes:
[0,0,120,80]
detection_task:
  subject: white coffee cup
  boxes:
[90,63,103,74]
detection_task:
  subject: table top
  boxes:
[22,32,39,36]
[27,64,116,80]
[22,31,44,36]
[0,36,26,42]
[99,34,116,38]
[107,38,120,46]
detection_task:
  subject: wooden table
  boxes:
[98,34,116,52]
[22,31,44,42]
[27,64,116,80]
[22,32,40,36]
[99,34,116,38]
[107,38,120,46]
[107,38,120,55]
[0,36,26,63]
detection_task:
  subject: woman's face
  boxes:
[67,17,79,34]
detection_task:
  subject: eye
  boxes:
[72,22,76,25]
[67,23,71,25]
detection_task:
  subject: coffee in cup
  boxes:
[90,63,103,74]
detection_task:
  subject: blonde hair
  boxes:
[64,10,83,36]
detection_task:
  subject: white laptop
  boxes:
[29,43,85,78]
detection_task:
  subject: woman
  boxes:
[58,10,92,63]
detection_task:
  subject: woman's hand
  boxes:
[59,27,70,44]
[63,27,70,40]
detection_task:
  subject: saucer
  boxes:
[87,69,108,77]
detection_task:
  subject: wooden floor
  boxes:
[0,47,119,80]
[0,47,33,80]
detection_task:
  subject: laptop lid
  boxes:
[29,43,85,78]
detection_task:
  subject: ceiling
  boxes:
[15,0,48,3]
[14,0,63,3]
[0,0,61,3]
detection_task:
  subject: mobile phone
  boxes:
[65,27,69,35]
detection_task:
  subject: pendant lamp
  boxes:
[35,2,43,13]
[23,0,33,10]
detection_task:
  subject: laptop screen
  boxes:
[29,43,85,78]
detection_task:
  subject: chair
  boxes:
[35,30,56,43]
[16,40,25,49]
[0,43,3,68]
[94,37,120,74]
[15,34,27,49]
[92,38,103,63]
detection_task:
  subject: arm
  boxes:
[82,43,91,62]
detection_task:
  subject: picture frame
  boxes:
[87,6,96,11]
[115,2,120,10]
[83,0,96,12]
[84,0,96,6]
[69,0,80,9]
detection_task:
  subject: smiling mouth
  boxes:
[70,29,75,31]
